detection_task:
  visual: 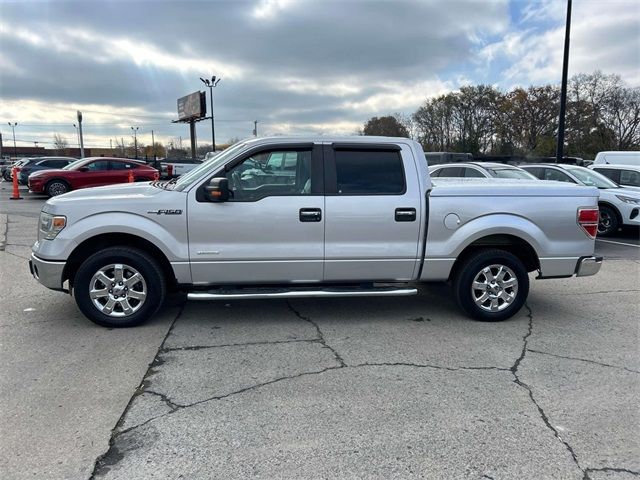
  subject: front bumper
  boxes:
[29,253,66,290]
[575,256,603,277]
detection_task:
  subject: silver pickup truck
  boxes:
[29,136,602,327]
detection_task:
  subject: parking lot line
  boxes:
[596,239,640,248]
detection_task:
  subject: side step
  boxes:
[187,286,417,301]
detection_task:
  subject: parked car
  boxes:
[429,162,537,180]
[593,151,640,166]
[18,157,75,185]
[520,164,640,236]
[28,157,159,197]
[589,164,640,191]
[29,136,601,328]
[2,158,32,181]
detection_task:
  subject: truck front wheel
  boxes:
[73,247,166,327]
[452,249,529,322]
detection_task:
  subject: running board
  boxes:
[187,286,417,301]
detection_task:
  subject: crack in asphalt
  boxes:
[144,389,181,412]
[89,301,186,479]
[583,467,640,479]
[510,304,585,476]
[528,348,640,374]
[286,300,347,367]
[352,361,509,373]
[162,337,320,352]
[549,289,640,296]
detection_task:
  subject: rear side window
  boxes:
[51,160,69,168]
[436,167,463,178]
[334,150,405,195]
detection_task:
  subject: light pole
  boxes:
[76,111,85,158]
[73,123,81,148]
[7,122,17,158]
[556,0,572,163]
[200,76,221,150]
[131,126,139,159]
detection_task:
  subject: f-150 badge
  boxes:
[147,209,183,215]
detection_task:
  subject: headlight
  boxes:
[615,195,640,205]
[39,212,66,240]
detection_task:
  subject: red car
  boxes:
[28,157,159,197]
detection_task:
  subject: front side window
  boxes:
[334,150,405,194]
[86,160,110,171]
[463,168,485,178]
[543,169,574,183]
[593,168,619,183]
[225,149,312,201]
[619,170,640,187]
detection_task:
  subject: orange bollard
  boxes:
[10,167,22,200]
[153,171,160,181]
[128,169,134,183]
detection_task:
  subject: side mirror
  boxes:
[205,177,230,202]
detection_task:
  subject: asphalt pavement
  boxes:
[0,183,638,480]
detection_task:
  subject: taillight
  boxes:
[578,207,599,239]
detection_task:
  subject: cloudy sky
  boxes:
[0,0,639,150]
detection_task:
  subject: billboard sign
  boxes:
[177,91,207,121]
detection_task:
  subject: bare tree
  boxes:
[53,133,68,154]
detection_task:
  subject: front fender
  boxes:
[33,211,189,262]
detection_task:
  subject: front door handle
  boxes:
[395,208,416,222]
[300,208,322,222]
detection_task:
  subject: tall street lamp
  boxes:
[73,123,81,148]
[131,126,139,159]
[7,122,17,158]
[556,0,572,163]
[200,76,221,150]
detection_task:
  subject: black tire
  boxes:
[73,247,166,328]
[46,179,70,197]
[452,249,529,322]
[3,170,11,181]
[597,205,619,237]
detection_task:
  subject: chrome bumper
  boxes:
[576,256,603,277]
[29,253,66,290]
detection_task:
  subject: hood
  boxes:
[29,168,67,178]
[45,182,172,210]
[602,186,640,198]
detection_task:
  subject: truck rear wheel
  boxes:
[452,249,529,322]
[73,247,166,327]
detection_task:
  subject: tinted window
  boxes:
[334,150,405,194]
[226,149,312,201]
[51,160,69,168]
[435,167,463,178]
[110,161,138,170]
[619,170,640,187]
[463,168,485,178]
[543,169,574,183]
[85,160,110,171]
[593,168,620,183]
[524,167,542,178]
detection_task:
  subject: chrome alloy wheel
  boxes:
[89,263,147,317]
[471,264,519,312]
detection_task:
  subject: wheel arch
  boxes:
[448,233,540,281]
[63,232,176,291]
[598,201,622,225]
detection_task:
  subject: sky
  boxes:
[0,0,639,151]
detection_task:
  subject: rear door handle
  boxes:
[395,208,416,222]
[299,208,322,222]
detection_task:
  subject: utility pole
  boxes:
[121,137,125,157]
[76,111,85,158]
[110,138,113,154]
[556,0,572,163]
[253,120,258,137]
[200,76,221,150]
[0,132,3,159]
[151,129,156,161]
[8,122,17,158]
[131,126,139,159]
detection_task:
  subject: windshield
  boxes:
[174,142,248,191]
[565,166,619,188]
[487,167,537,180]
[63,158,91,170]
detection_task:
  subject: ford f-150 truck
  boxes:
[29,136,602,328]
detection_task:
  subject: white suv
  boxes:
[590,164,640,191]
